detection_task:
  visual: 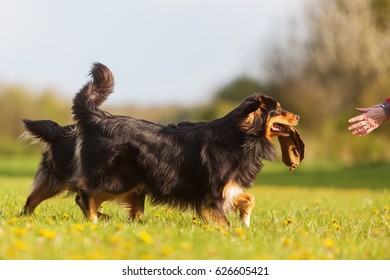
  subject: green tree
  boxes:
[215,76,264,103]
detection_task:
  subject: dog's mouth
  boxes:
[267,113,300,138]
[270,122,291,137]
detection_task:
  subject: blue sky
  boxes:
[0,0,307,106]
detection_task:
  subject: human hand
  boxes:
[348,106,390,136]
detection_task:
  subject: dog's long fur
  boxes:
[72,63,300,227]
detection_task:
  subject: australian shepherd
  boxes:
[71,63,300,227]
[19,119,148,220]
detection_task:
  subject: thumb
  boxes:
[356,107,370,113]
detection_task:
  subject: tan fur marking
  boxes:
[266,112,300,140]
[93,185,145,221]
[199,207,230,228]
[88,194,99,223]
[233,192,255,227]
[222,181,256,227]
[244,109,260,126]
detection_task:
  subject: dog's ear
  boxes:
[237,94,263,118]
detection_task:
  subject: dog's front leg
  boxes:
[76,190,99,223]
[198,200,230,228]
[233,192,255,228]
[126,192,146,221]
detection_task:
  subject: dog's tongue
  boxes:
[277,127,305,173]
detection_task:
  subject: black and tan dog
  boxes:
[19,70,145,220]
[19,119,147,220]
[71,63,301,227]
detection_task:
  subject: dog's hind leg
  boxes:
[20,169,63,215]
[199,200,230,228]
[93,192,115,220]
[233,192,255,228]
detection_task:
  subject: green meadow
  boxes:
[0,155,389,260]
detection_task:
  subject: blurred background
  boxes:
[1,0,390,166]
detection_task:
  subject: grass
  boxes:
[0,154,389,259]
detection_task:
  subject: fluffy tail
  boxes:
[72,62,114,123]
[19,119,62,144]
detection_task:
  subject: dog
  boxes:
[19,119,147,220]
[19,121,206,219]
[18,68,147,220]
[71,63,300,227]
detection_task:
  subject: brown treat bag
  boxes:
[277,127,305,172]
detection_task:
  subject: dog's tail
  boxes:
[72,62,114,123]
[19,119,63,144]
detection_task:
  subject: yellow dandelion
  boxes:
[140,253,153,260]
[215,225,224,232]
[87,223,98,230]
[384,205,388,213]
[181,242,192,251]
[73,224,84,232]
[201,224,213,232]
[282,237,292,246]
[86,251,104,260]
[7,217,18,225]
[45,217,54,225]
[161,246,173,256]
[154,213,161,218]
[14,240,28,251]
[139,231,153,244]
[109,235,122,244]
[235,228,245,238]
[373,209,380,215]
[283,218,294,225]
[192,217,198,224]
[324,239,334,248]
[63,213,70,219]
[39,229,56,240]
[6,247,17,258]
[315,199,321,205]
[13,227,27,237]
[333,224,342,231]
[116,224,125,231]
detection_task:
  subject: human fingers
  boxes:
[348,114,366,123]
[348,121,368,134]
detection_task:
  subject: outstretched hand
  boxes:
[348,105,389,136]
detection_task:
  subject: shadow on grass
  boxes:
[256,161,390,189]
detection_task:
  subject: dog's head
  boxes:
[237,94,300,140]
